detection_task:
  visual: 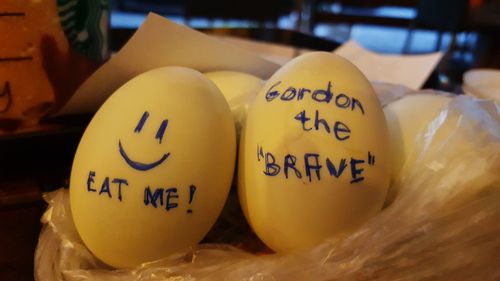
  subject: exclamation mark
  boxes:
[187,185,196,214]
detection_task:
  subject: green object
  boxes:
[57,0,109,61]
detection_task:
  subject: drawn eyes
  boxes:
[155,120,168,144]
[134,111,149,133]
[134,111,168,143]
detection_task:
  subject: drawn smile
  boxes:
[118,140,170,171]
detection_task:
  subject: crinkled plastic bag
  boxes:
[35,93,500,281]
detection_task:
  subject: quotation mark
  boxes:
[368,152,375,166]
[257,145,264,162]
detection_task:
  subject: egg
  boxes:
[384,94,452,179]
[70,66,236,268]
[238,52,391,252]
[383,94,452,203]
[204,71,264,134]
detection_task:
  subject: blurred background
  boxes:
[110,0,500,91]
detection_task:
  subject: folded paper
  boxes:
[334,40,443,90]
[57,13,280,115]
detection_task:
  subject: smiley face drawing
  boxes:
[69,66,236,269]
[118,111,170,171]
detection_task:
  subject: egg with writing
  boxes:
[238,52,391,252]
[70,66,236,268]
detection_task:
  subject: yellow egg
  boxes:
[204,71,263,110]
[238,52,391,252]
[384,94,452,178]
[204,71,264,135]
[70,67,236,268]
[383,94,452,204]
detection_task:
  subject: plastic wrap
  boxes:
[35,92,500,281]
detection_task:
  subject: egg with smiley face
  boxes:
[70,66,236,268]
